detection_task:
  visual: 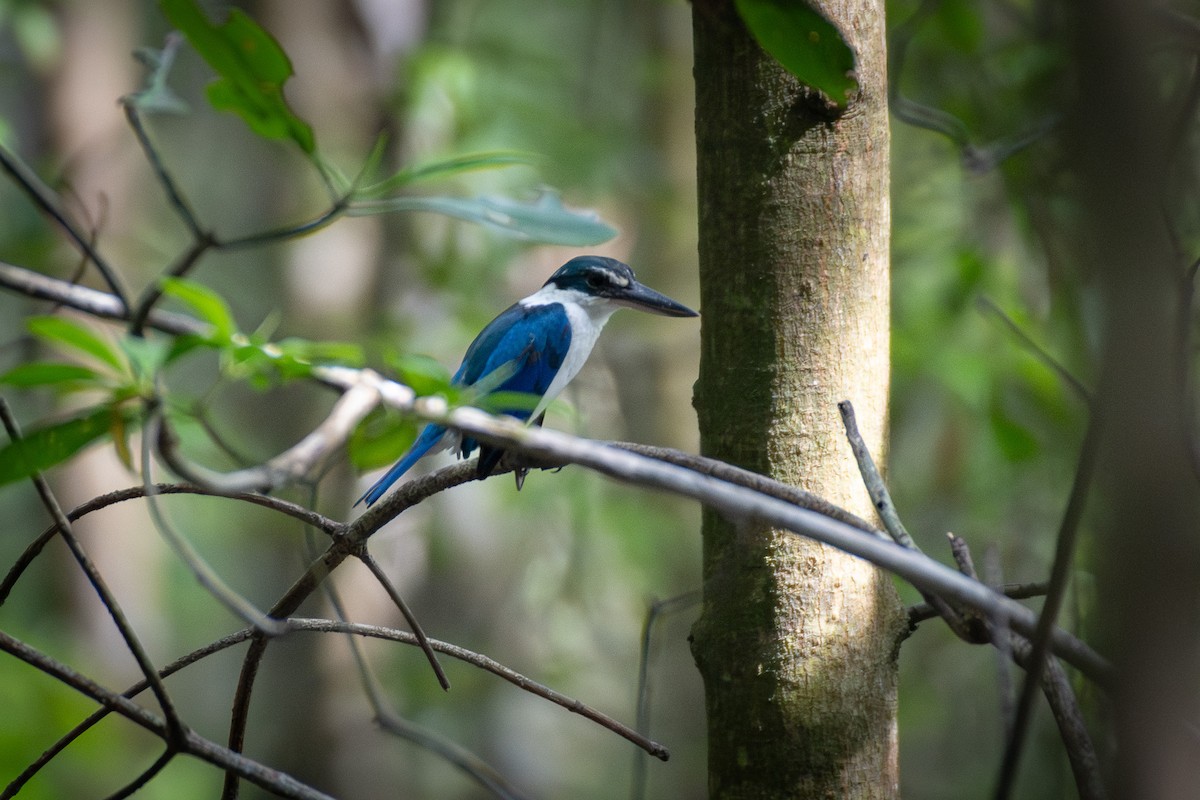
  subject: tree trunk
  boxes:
[689,1,904,798]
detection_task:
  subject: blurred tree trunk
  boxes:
[689,1,904,798]
[1072,3,1200,798]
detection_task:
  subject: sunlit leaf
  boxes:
[351,191,617,246]
[161,277,236,343]
[159,0,315,153]
[0,406,135,486]
[27,316,125,373]
[0,362,101,388]
[735,0,858,110]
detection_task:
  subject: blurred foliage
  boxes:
[0,0,1157,797]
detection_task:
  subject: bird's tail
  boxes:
[355,424,448,507]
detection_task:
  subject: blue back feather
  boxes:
[357,302,571,506]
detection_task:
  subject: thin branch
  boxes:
[0,483,338,605]
[631,592,699,800]
[142,405,290,636]
[976,296,1093,404]
[0,260,205,337]
[156,375,387,494]
[995,416,1102,800]
[101,747,176,800]
[1,628,258,799]
[0,630,334,800]
[0,398,185,744]
[0,144,129,307]
[121,101,207,242]
[318,575,525,800]
[610,442,879,534]
[356,547,451,690]
[838,400,978,642]
[215,195,352,250]
[906,581,1050,626]
[128,237,213,337]
[284,618,671,761]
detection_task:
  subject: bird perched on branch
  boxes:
[357,255,698,506]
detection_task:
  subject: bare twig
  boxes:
[155,375,388,494]
[906,581,1049,626]
[0,483,338,604]
[0,144,129,307]
[0,260,205,337]
[838,400,978,642]
[631,592,699,800]
[122,100,207,242]
[356,547,450,690]
[0,630,334,800]
[318,576,525,800]
[142,405,290,636]
[995,417,1101,799]
[0,398,185,744]
[1,628,259,798]
[976,296,1093,404]
[284,618,671,760]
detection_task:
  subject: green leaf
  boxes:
[989,400,1039,462]
[390,354,453,398]
[359,150,534,198]
[159,0,315,154]
[352,191,618,246]
[27,316,125,373]
[274,337,364,367]
[475,390,542,416]
[0,406,132,486]
[118,337,170,385]
[735,0,858,110]
[160,277,237,343]
[348,408,418,471]
[0,362,102,388]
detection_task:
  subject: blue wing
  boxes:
[356,423,447,507]
[455,302,571,459]
[358,302,571,506]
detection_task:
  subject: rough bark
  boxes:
[689,1,904,797]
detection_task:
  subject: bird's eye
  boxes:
[586,273,605,289]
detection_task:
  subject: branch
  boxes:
[0,398,185,744]
[0,630,334,800]
[156,376,387,494]
[0,260,206,337]
[0,483,338,605]
[328,375,1113,684]
[996,416,1102,798]
[0,145,129,307]
[318,576,527,800]
[283,618,671,761]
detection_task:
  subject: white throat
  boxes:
[519,285,621,419]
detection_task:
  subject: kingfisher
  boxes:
[357,255,698,506]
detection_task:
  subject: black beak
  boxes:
[617,281,699,318]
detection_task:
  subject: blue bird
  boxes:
[357,255,698,506]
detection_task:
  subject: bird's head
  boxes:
[544,256,698,317]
